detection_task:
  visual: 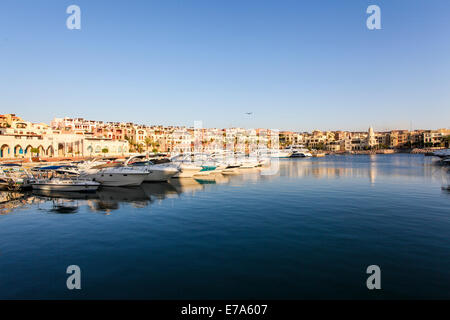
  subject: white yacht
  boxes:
[80,166,149,187]
[288,145,312,157]
[125,156,181,182]
[172,153,218,176]
[31,178,100,192]
[210,151,243,170]
[176,163,203,178]
[433,149,450,158]
[0,164,34,190]
[272,148,293,158]
[170,154,203,178]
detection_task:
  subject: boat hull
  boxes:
[89,173,147,187]
[290,152,312,158]
[31,184,99,192]
[271,151,292,158]
[144,169,179,182]
[173,167,202,178]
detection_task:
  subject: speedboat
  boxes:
[210,151,243,172]
[233,152,259,169]
[193,165,217,176]
[143,162,180,182]
[289,145,312,157]
[32,165,80,176]
[125,156,180,182]
[442,157,450,166]
[174,163,203,178]
[239,157,260,168]
[272,148,293,158]
[0,165,34,190]
[80,166,149,187]
[171,153,218,177]
[170,154,203,178]
[0,175,31,190]
[31,178,100,192]
[433,149,450,158]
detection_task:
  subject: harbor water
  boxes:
[0,154,449,299]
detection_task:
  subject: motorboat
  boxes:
[0,175,31,190]
[125,155,180,182]
[433,149,450,158]
[0,165,34,190]
[171,153,218,177]
[31,177,100,192]
[170,154,203,178]
[442,157,450,166]
[80,165,150,187]
[143,162,180,182]
[193,165,217,176]
[239,158,260,168]
[232,152,259,169]
[210,151,243,172]
[272,148,293,158]
[288,145,313,157]
[32,165,80,176]
[175,163,204,178]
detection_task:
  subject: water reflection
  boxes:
[48,199,80,214]
[278,155,449,184]
[1,155,449,215]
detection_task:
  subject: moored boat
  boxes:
[80,166,149,187]
[31,178,100,192]
[289,145,313,157]
[125,155,180,182]
[0,164,34,190]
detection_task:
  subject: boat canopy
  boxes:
[33,165,78,171]
[0,163,22,167]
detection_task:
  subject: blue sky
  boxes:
[1,0,449,131]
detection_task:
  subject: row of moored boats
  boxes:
[0,152,271,192]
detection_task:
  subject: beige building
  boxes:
[0,114,129,159]
[423,129,450,146]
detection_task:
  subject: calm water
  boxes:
[1,154,449,299]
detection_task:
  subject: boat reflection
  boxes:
[48,199,80,214]
[168,178,203,194]
[1,156,448,215]
[141,182,179,200]
[0,191,31,215]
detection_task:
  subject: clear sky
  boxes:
[1,0,449,131]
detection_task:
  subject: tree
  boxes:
[30,147,40,156]
[316,142,325,150]
[442,136,450,148]
[144,137,152,152]
[101,148,109,154]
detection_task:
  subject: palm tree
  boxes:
[30,147,39,157]
[144,137,152,152]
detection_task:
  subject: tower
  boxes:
[367,126,377,148]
